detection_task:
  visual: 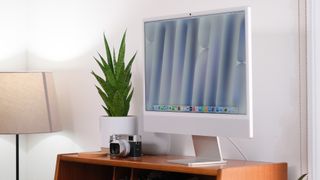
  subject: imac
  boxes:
[143,7,252,166]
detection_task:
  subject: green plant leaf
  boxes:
[113,48,117,69]
[124,88,133,116]
[93,54,116,88]
[126,88,134,104]
[103,33,114,74]
[117,67,127,88]
[124,72,131,87]
[298,174,307,180]
[95,86,110,109]
[124,102,130,116]
[104,66,117,87]
[97,53,107,68]
[93,57,107,79]
[91,71,106,89]
[102,105,111,116]
[92,71,114,97]
[117,66,125,83]
[124,53,135,83]
[114,31,126,81]
[118,31,126,64]
[112,91,125,116]
[123,84,132,98]
[125,52,136,74]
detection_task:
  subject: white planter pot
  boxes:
[99,116,137,148]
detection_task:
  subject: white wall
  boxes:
[0,0,27,70]
[0,0,306,179]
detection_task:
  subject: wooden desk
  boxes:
[55,153,287,180]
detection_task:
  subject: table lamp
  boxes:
[0,72,61,180]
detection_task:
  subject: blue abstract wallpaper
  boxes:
[144,11,247,114]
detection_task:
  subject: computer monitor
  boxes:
[143,7,252,166]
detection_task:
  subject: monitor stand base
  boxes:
[167,136,226,167]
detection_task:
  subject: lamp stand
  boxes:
[16,134,19,180]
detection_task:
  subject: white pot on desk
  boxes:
[99,116,137,149]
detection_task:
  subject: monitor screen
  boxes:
[145,11,246,115]
[143,7,252,138]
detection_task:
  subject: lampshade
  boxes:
[0,72,61,134]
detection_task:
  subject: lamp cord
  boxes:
[226,137,248,161]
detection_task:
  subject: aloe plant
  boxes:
[92,32,136,116]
